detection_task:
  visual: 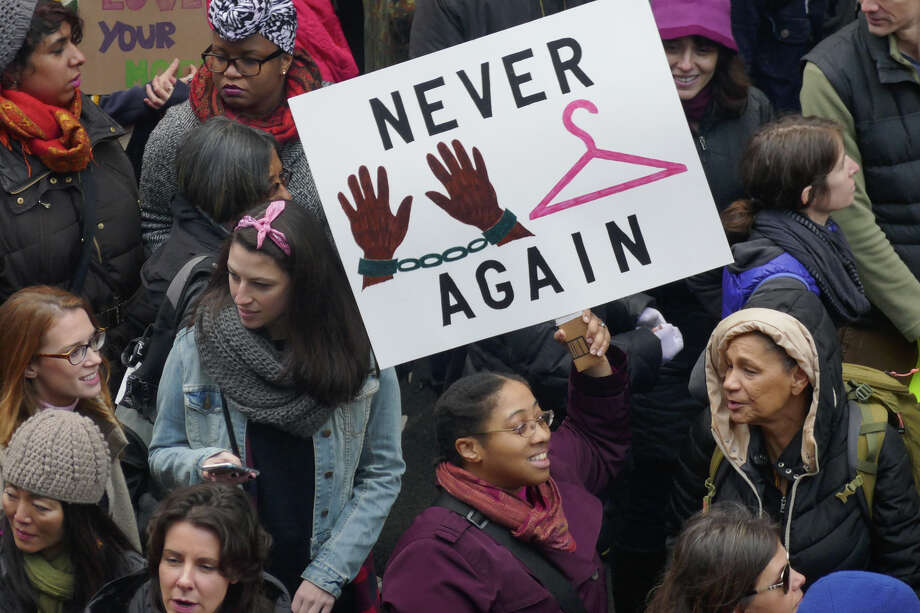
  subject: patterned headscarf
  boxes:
[208,0,297,55]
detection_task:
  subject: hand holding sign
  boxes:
[339,165,413,288]
[425,140,533,245]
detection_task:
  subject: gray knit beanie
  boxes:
[3,410,111,504]
[0,0,38,75]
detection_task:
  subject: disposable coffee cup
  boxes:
[555,311,602,372]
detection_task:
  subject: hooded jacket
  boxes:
[669,285,920,589]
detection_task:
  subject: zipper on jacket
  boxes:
[698,135,708,151]
[780,495,787,516]
[724,448,765,516]
[783,474,812,556]
[10,170,51,195]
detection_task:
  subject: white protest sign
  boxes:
[290,0,732,369]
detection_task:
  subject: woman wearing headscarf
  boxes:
[0,0,144,360]
[139,0,324,253]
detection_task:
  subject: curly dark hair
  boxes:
[1,0,82,88]
[146,483,273,613]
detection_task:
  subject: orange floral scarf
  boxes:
[0,89,92,174]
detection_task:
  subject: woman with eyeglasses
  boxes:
[139,0,325,253]
[669,288,920,590]
[0,285,141,550]
[647,503,805,613]
[381,310,630,613]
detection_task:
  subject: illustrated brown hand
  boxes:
[426,140,533,245]
[338,165,412,288]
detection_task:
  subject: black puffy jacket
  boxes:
[0,95,144,352]
[669,285,920,589]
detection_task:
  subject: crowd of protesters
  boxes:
[1,0,920,612]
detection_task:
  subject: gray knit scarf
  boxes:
[195,303,336,440]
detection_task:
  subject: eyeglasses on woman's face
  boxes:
[201,45,284,77]
[35,329,105,366]
[746,560,790,598]
[472,410,555,438]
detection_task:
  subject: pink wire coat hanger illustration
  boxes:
[530,99,687,221]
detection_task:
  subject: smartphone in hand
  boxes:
[201,462,260,479]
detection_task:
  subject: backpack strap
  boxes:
[432,492,589,613]
[167,255,211,309]
[702,446,724,513]
[837,399,887,520]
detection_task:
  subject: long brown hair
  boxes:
[646,503,780,613]
[196,201,373,406]
[722,115,843,243]
[0,286,117,445]
[712,43,750,117]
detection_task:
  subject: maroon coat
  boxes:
[381,349,631,612]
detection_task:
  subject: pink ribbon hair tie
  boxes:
[235,200,291,256]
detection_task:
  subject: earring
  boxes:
[281,70,287,76]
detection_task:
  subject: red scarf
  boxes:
[0,89,92,174]
[189,53,322,144]
[436,461,576,552]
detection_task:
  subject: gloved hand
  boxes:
[654,323,684,363]
[636,307,666,330]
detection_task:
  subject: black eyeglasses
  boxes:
[746,561,790,598]
[201,46,285,77]
[472,410,555,438]
[36,329,106,366]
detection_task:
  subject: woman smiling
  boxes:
[0,410,142,613]
[382,311,630,612]
[0,286,141,549]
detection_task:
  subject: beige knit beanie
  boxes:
[2,410,111,504]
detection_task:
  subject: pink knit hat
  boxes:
[650,0,738,52]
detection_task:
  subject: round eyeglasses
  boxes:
[36,329,106,366]
[472,410,555,438]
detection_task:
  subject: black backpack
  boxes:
[115,254,215,529]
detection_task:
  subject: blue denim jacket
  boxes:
[149,327,405,597]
